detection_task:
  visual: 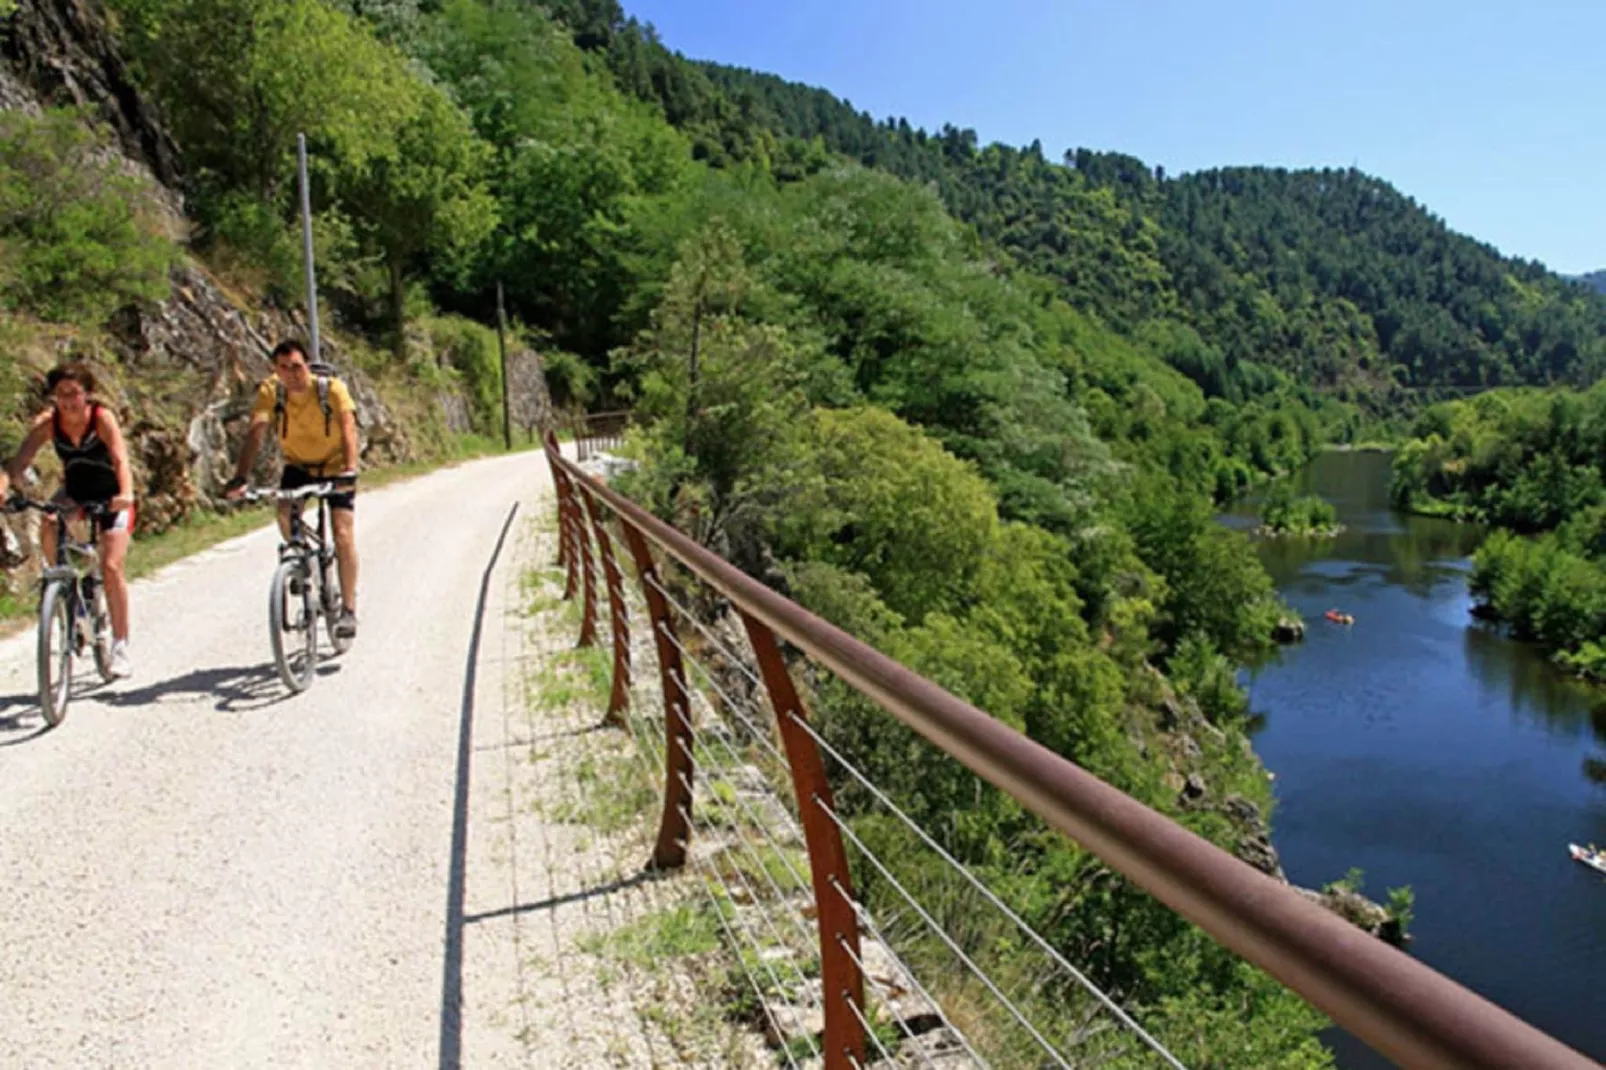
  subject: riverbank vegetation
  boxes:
[1258,485,1342,537]
[1391,386,1606,678]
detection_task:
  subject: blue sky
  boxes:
[624,0,1604,275]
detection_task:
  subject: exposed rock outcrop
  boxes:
[1,0,182,190]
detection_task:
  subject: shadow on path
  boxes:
[438,502,519,1070]
[100,662,294,713]
[462,870,661,926]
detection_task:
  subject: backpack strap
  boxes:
[316,376,333,437]
[273,379,289,439]
[273,376,336,438]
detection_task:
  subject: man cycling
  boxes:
[223,340,360,640]
[1,362,136,677]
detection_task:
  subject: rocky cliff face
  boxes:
[1,0,181,191]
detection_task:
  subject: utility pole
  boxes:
[496,281,511,450]
[297,133,321,363]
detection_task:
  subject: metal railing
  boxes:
[571,410,630,462]
[541,431,1600,1070]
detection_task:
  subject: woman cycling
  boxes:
[1,363,136,678]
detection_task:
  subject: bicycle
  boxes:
[3,497,115,725]
[243,482,353,693]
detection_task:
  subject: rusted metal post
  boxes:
[553,467,582,602]
[579,483,631,726]
[543,432,573,579]
[619,516,691,870]
[741,614,866,1069]
[572,486,599,649]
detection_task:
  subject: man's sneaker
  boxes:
[109,639,132,679]
[334,609,357,640]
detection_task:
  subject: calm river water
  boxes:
[1222,449,1606,1067]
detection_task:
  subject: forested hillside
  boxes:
[534,0,1606,407]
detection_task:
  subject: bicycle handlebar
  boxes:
[3,497,113,518]
[240,484,343,504]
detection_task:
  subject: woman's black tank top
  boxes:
[52,404,119,503]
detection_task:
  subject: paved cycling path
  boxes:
[0,451,562,1067]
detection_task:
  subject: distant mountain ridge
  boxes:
[536,0,1606,401]
[1578,271,1606,295]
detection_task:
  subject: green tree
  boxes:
[109,0,419,203]
[778,406,999,622]
[340,88,498,353]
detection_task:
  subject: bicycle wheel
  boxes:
[321,555,352,656]
[269,557,317,693]
[87,577,114,683]
[36,581,72,726]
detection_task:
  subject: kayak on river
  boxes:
[1324,609,1355,625]
[1569,843,1606,875]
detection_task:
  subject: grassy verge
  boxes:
[0,435,539,636]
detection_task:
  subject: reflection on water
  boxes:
[1223,450,1606,1068]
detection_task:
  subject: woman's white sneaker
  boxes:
[109,639,132,679]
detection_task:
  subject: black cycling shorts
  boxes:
[281,464,355,512]
[50,493,134,533]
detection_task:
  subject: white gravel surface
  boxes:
[0,451,553,1068]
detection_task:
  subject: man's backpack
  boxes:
[274,361,340,439]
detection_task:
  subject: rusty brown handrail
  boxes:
[540,437,1599,1070]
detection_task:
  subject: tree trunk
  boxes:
[389,257,406,359]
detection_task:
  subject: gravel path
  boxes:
[0,452,560,1067]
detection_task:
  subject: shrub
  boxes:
[0,109,173,323]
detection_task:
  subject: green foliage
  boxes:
[1394,384,1606,678]
[109,0,420,200]
[1260,484,1339,534]
[108,0,496,344]
[1391,387,1606,529]
[613,221,816,565]
[548,20,1603,414]
[540,350,595,410]
[419,0,692,356]
[586,902,722,965]
[779,407,999,622]
[341,86,499,347]
[0,110,172,323]
[0,315,30,455]
[1121,472,1284,661]
[1386,886,1416,935]
[1168,634,1250,724]
[423,315,502,431]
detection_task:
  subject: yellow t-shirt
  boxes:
[250,375,355,469]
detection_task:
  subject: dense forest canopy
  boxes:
[531,0,1606,410]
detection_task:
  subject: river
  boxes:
[1222,449,1606,1068]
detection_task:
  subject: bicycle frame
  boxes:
[279,489,335,574]
[5,497,115,724]
[243,482,350,691]
[43,510,102,579]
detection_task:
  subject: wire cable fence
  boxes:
[543,434,1601,1070]
[576,504,1183,1067]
